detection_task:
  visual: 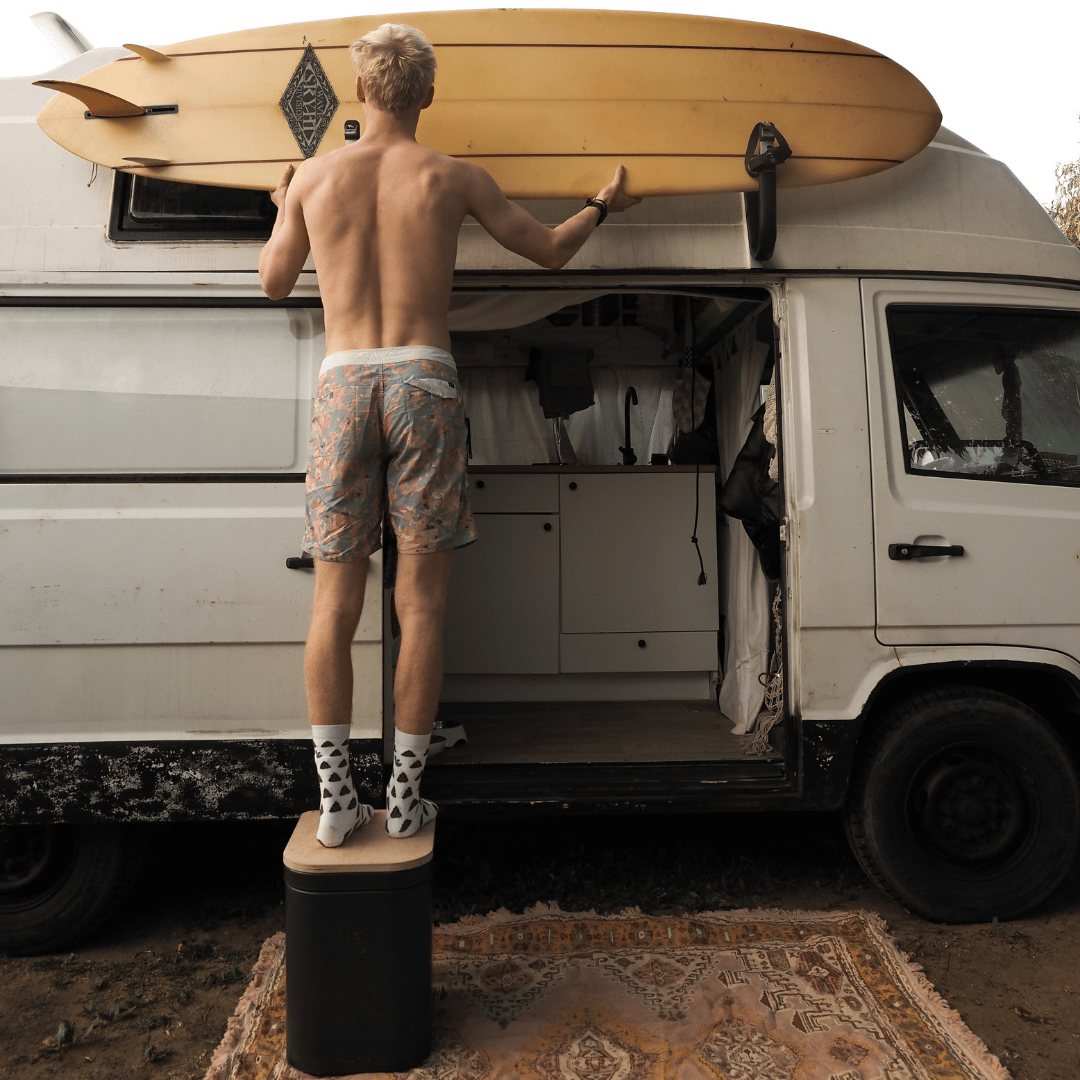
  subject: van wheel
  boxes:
[0,824,146,955]
[844,687,1080,922]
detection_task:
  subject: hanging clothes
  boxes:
[715,315,773,735]
[525,348,595,419]
[718,402,782,580]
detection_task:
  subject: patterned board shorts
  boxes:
[303,349,478,561]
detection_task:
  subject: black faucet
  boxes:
[620,386,638,465]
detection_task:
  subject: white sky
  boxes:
[2,2,1077,207]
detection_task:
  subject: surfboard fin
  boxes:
[33,80,146,118]
[122,157,174,167]
[122,44,172,63]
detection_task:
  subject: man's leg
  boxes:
[385,549,455,836]
[393,550,455,733]
[306,558,374,846]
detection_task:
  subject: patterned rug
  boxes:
[205,905,1009,1080]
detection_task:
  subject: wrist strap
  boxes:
[584,197,608,226]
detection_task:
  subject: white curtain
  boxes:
[459,363,676,467]
[449,290,676,466]
[447,291,606,331]
[715,316,773,734]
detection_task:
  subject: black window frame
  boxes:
[886,303,1080,488]
[108,172,277,242]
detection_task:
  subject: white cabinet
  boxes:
[443,469,718,676]
[559,472,718,673]
[559,472,717,633]
[443,473,559,674]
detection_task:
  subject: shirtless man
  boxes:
[259,23,640,847]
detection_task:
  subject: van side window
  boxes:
[109,175,276,241]
[0,305,322,476]
[887,305,1080,485]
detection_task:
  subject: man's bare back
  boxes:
[259,82,639,351]
[274,138,470,353]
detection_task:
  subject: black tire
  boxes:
[0,823,146,955]
[844,686,1080,923]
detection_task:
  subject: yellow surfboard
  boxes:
[34,9,941,198]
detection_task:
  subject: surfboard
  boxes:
[34,9,941,198]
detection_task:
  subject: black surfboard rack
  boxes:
[743,122,792,262]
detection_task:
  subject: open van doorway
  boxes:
[384,288,790,806]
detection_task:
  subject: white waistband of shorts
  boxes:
[320,346,456,376]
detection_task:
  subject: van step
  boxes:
[427,701,782,768]
[423,759,789,806]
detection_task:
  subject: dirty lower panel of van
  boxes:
[395,290,788,802]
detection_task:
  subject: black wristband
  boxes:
[584,197,608,225]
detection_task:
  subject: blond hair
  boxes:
[350,24,436,116]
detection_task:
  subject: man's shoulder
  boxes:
[290,149,362,201]
[288,154,328,193]
[409,140,479,172]
[422,149,497,197]
[297,149,346,177]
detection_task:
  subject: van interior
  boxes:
[390,288,790,795]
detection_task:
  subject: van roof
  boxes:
[2,48,1078,284]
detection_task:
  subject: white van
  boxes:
[4,46,1080,953]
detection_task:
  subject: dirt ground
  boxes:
[1,811,1077,1080]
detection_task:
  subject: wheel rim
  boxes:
[0,825,58,894]
[909,748,1030,866]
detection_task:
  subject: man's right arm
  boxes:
[466,165,641,270]
[259,164,312,301]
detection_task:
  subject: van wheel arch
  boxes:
[0,823,146,955]
[855,661,1080,753]
[844,684,1080,922]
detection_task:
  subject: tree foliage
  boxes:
[1047,158,1080,247]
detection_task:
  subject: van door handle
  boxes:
[888,543,964,560]
[286,555,314,569]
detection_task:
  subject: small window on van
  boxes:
[109,174,276,240]
[887,306,1080,485]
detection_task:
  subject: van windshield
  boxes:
[887,305,1080,485]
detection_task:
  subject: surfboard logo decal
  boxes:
[278,44,338,158]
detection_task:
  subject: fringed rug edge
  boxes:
[204,931,286,1080]
[858,913,1012,1080]
[435,901,881,934]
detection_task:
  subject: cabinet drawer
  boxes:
[468,472,559,513]
[560,632,718,673]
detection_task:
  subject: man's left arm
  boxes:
[259,164,310,300]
